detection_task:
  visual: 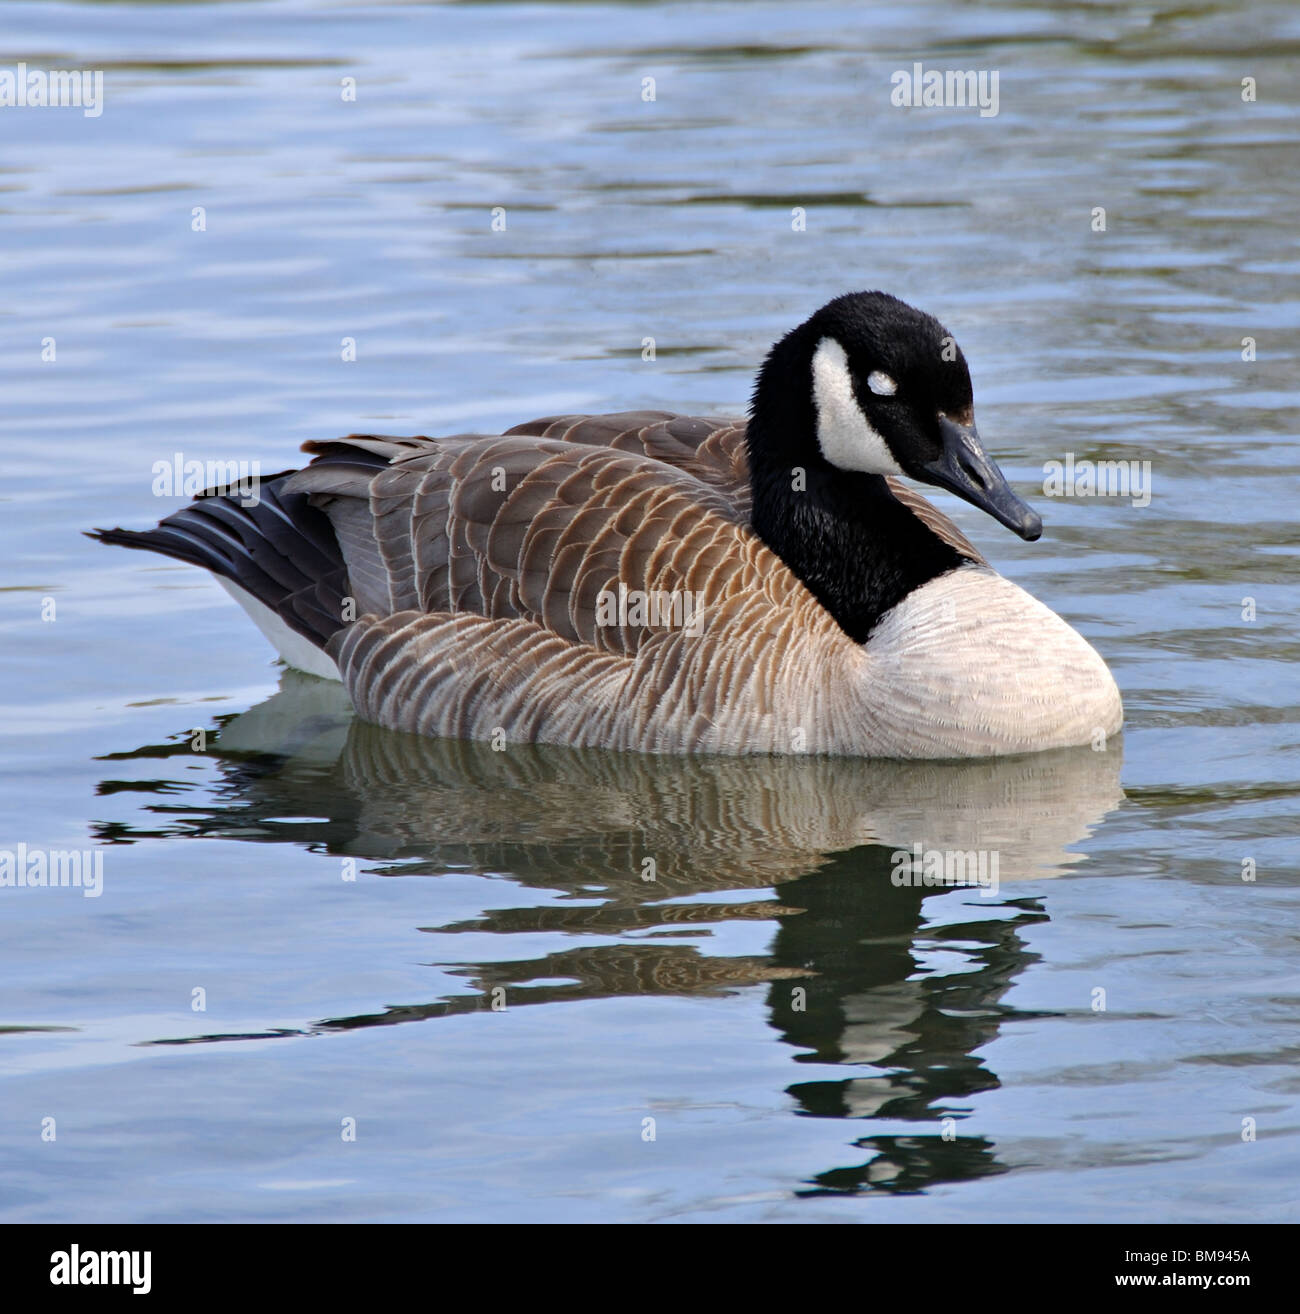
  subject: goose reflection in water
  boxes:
[95,672,1125,1196]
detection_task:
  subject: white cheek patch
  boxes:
[811,337,903,476]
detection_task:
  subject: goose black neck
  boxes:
[746,333,969,643]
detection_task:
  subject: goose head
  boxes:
[749,290,1041,541]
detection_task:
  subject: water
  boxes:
[1,0,1297,1223]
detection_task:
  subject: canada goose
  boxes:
[93,291,1122,758]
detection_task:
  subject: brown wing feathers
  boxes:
[288,426,750,660]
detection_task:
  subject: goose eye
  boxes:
[866,370,897,397]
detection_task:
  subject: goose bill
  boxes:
[919,415,1043,541]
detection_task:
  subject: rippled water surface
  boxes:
[1,0,1297,1222]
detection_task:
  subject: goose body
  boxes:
[95,293,1122,758]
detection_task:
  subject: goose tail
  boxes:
[88,469,354,680]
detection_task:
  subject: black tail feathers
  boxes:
[89,470,351,649]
